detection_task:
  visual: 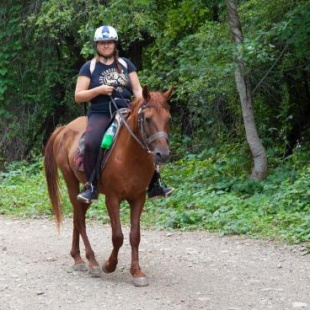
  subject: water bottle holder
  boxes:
[101,121,118,149]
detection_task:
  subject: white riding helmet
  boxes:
[94,25,118,42]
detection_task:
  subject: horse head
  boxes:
[136,85,173,164]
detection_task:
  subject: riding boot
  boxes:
[77,182,98,204]
[148,170,174,199]
[78,147,101,204]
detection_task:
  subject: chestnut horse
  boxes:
[44,86,172,287]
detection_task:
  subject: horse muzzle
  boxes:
[153,147,170,164]
[145,131,170,164]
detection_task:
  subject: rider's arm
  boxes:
[75,76,114,104]
[129,71,143,99]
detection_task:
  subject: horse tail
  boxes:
[44,126,65,230]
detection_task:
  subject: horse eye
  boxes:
[145,117,151,123]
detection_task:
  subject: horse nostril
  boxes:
[155,151,170,164]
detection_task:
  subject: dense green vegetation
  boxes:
[1,0,310,161]
[1,0,310,244]
[1,144,310,245]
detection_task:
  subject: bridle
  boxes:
[111,97,169,154]
[137,102,169,152]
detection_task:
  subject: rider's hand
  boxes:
[97,84,114,96]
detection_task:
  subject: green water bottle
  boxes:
[101,121,118,149]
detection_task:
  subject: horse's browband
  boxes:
[139,102,167,111]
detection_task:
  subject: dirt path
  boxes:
[0,216,310,310]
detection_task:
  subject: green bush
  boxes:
[1,145,310,244]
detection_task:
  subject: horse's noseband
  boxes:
[138,103,169,152]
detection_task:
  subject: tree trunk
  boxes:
[225,0,267,180]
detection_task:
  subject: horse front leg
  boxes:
[103,196,124,274]
[129,196,149,287]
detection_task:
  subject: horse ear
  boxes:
[142,86,151,101]
[163,86,174,100]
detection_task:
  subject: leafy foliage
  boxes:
[1,0,310,242]
[1,146,310,244]
[0,159,52,218]
[145,146,310,243]
[1,0,310,162]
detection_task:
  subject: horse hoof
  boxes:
[72,263,88,272]
[89,266,102,277]
[102,264,109,274]
[102,261,117,274]
[102,264,115,274]
[132,277,149,287]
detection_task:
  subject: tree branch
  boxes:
[252,45,288,94]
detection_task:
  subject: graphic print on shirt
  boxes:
[99,68,130,93]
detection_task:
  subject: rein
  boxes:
[110,97,168,153]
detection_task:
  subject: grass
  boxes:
[1,145,310,245]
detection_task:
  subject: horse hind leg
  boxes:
[63,171,102,277]
[102,196,124,274]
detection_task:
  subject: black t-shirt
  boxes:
[78,58,136,114]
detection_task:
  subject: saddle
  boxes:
[74,108,130,172]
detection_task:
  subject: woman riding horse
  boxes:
[44,85,173,286]
[75,25,173,203]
